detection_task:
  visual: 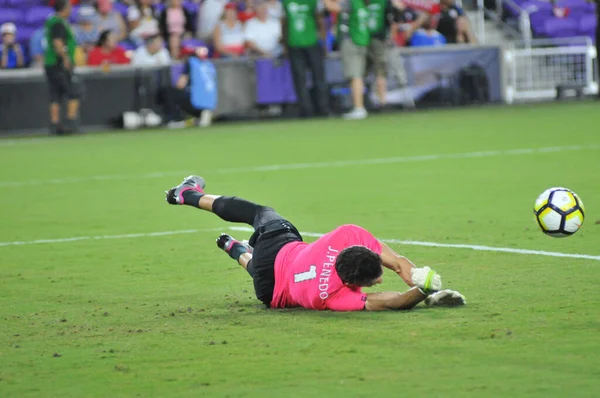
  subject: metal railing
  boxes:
[485,0,534,44]
[457,0,487,43]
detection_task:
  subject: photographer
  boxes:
[324,0,371,120]
[282,0,331,117]
[44,0,82,135]
[0,23,25,70]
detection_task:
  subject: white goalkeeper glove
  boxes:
[411,266,442,294]
[425,290,467,307]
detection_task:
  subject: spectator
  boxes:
[159,0,195,59]
[87,30,131,66]
[410,15,446,46]
[29,28,47,68]
[49,0,80,5]
[366,0,400,108]
[213,3,246,58]
[389,0,424,47]
[96,0,128,42]
[164,45,216,128]
[131,34,172,66]
[436,0,476,44]
[0,23,25,69]
[266,0,284,19]
[282,0,330,117]
[197,0,228,42]
[128,0,160,45]
[238,1,257,22]
[324,0,371,120]
[44,0,81,135]
[244,0,282,57]
[74,6,100,53]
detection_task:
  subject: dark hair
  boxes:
[135,0,155,17]
[335,246,383,286]
[96,30,111,48]
[54,0,69,12]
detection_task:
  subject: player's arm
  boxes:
[405,12,427,40]
[316,7,327,43]
[50,23,70,70]
[379,242,417,287]
[365,287,427,311]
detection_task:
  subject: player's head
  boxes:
[54,0,72,17]
[335,246,383,287]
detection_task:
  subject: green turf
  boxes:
[1,103,599,397]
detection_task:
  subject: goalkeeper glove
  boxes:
[411,266,442,294]
[425,289,466,307]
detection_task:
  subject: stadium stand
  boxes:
[502,0,597,40]
[0,0,471,69]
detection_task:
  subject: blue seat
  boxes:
[183,1,199,15]
[25,6,54,27]
[0,9,24,25]
[112,2,129,19]
[8,0,45,6]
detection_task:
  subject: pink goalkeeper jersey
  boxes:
[271,225,382,311]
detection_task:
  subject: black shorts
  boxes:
[45,65,79,103]
[247,210,302,307]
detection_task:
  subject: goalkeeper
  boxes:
[166,175,466,311]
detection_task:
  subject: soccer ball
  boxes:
[534,187,585,237]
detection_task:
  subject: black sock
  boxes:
[182,190,204,208]
[227,242,248,262]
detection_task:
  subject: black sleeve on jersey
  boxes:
[50,22,67,41]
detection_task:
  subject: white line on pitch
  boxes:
[228,226,600,261]
[1,225,598,261]
[0,144,597,188]
[0,227,223,248]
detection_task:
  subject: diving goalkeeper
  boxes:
[166,176,466,311]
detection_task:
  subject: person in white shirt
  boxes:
[244,1,282,57]
[131,34,172,66]
[127,0,160,45]
[265,0,283,20]
[213,3,246,58]
[197,0,228,42]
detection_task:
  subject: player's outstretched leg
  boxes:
[165,175,278,228]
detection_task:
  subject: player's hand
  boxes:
[411,266,442,293]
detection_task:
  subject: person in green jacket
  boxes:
[282,0,330,117]
[44,0,81,135]
[324,0,371,120]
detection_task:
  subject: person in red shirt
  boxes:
[165,175,467,311]
[87,30,130,66]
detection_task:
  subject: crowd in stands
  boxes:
[0,0,475,70]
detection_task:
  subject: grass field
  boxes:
[1,102,599,397]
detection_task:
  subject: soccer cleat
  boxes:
[165,175,205,205]
[241,240,254,254]
[425,290,466,307]
[217,234,238,252]
[216,234,251,261]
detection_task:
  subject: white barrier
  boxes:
[504,37,598,103]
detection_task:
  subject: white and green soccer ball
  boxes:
[534,187,585,238]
